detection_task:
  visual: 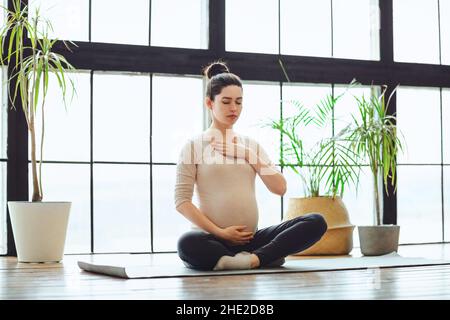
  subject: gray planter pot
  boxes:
[358,225,400,256]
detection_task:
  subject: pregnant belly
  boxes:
[199,195,259,232]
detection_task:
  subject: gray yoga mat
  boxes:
[77,252,450,279]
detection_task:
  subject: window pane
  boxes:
[444,166,450,241]
[0,0,6,26]
[334,85,372,165]
[92,0,149,45]
[441,0,450,65]
[397,165,442,243]
[334,85,371,134]
[397,87,441,164]
[151,0,208,49]
[234,82,281,164]
[282,83,333,164]
[29,72,90,162]
[226,0,278,54]
[0,64,5,254]
[0,162,5,254]
[443,89,450,164]
[29,0,89,41]
[29,163,90,254]
[284,165,328,199]
[0,67,6,159]
[283,166,307,201]
[340,166,374,248]
[393,0,440,64]
[152,76,203,163]
[280,0,331,57]
[257,166,282,229]
[152,165,190,252]
[93,164,150,253]
[93,72,150,162]
[333,0,380,60]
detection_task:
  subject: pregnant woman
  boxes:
[174,61,327,271]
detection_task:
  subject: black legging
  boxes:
[177,213,328,270]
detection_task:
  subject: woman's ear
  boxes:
[205,97,213,110]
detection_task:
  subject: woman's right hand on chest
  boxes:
[217,225,254,245]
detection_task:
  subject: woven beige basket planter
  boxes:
[285,196,354,255]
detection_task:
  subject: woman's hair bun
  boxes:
[203,61,230,79]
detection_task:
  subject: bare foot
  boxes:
[250,254,260,268]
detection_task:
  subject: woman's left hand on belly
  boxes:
[217,225,254,246]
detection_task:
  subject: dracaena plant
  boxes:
[265,82,362,198]
[0,0,76,201]
[338,85,405,225]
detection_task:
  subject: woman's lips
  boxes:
[227,115,237,119]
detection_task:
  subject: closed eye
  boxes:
[222,100,242,105]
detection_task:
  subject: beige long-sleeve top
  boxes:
[174,130,275,233]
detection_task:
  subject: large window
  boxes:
[25,72,206,253]
[5,0,450,255]
[94,164,151,253]
[334,86,375,245]
[30,0,209,49]
[27,78,450,252]
[29,72,90,162]
[152,75,204,164]
[1,66,7,254]
[152,75,204,251]
[444,167,450,242]
[0,67,6,160]
[397,87,444,243]
[235,82,281,163]
[92,0,149,45]
[280,83,334,210]
[281,83,333,155]
[93,72,150,162]
[397,166,442,243]
[397,88,441,165]
[27,71,90,254]
[229,0,380,60]
[443,89,450,242]
[332,0,380,60]
[226,0,278,54]
[440,1,450,65]
[280,0,332,57]
[29,0,89,41]
[443,90,450,164]
[393,0,447,65]
[92,72,151,253]
[24,73,388,252]
[151,0,208,49]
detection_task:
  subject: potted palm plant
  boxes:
[339,85,405,256]
[267,85,362,255]
[1,1,76,262]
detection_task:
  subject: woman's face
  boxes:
[206,85,243,126]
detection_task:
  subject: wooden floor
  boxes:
[2,243,450,300]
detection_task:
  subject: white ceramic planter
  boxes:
[7,201,71,263]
